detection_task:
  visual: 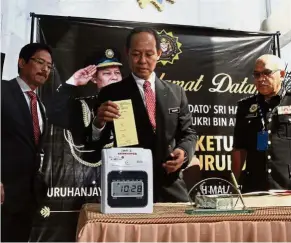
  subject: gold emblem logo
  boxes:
[105,49,114,59]
[137,0,175,11]
[40,205,80,218]
[157,30,182,66]
[249,104,258,113]
[40,206,51,218]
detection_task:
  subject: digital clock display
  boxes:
[107,170,148,207]
[111,180,144,197]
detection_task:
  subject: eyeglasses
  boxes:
[253,69,279,79]
[30,57,53,71]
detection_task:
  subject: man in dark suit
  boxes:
[93,27,197,202]
[1,43,52,242]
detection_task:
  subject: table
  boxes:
[76,196,291,242]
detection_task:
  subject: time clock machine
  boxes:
[101,147,153,214]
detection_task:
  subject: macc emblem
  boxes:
[137,0,175,11]
[249,104,258,113]
[157,29,182,66]
[105,49,114,59]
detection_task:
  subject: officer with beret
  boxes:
[232,54,291,193]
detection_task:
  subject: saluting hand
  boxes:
[72,65,97,86]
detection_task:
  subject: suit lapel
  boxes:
[155,77,169,124]
[37,95,48,151]
[155,77,169,160]
[127,75,170,134]
[9,79,47,151]
[10,79,34,135]
[127,75,152,127]
[9,79,35,150]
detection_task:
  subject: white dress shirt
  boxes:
[16,76,44,133]
[92,72,156,140]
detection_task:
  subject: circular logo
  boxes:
[105,49,114,59]
[249,104,258,113]
[157,30,182,66]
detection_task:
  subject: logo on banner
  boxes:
[40,206,51,218]
[157,30,182,66]
[137,0,175,11]
[40,206,79,218]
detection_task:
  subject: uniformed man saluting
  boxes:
[47,48,123,194]
[49,48,123,149]
[232,54,291,193]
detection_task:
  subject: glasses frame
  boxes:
[253,69,280,79]
[30,57,53,71]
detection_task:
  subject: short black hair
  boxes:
[126,27,161,51]
[18,43,52,74]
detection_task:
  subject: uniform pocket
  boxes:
[277,115,291,139]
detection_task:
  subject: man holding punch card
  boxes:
[92,27,197,202]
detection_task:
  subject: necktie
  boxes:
[26,91,41,145]
[143,81,156,129]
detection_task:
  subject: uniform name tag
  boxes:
[278,106,291,115]
[245,113,257,118]
[257,131,268,151]
[168,107,180,114]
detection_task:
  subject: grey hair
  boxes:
[256,54,286,70]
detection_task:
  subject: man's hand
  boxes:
[94,101,120,128]
[72,65,97,86]
[1,183,4,204]
[163,148,185,174]
[231,149,247,179]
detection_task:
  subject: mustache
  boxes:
[256,80,270,86]
[37,72,48,78]
[259,82,270,86]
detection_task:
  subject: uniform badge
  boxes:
[249,104,258,113]
[278,105,291,115]
[105,49,114,59]
[245,113,257,118]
